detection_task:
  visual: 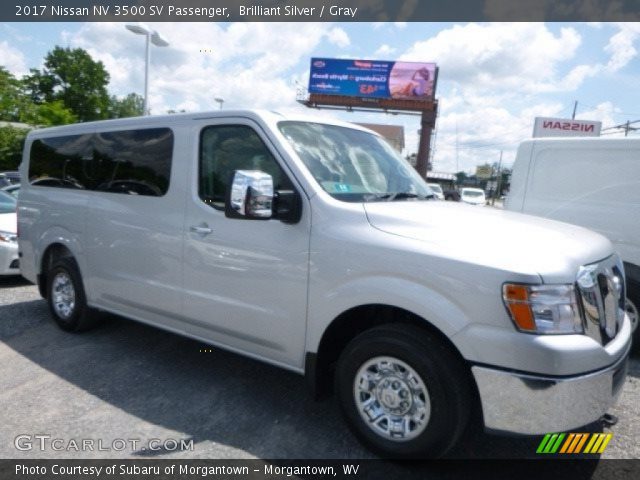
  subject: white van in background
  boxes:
[460,187,486,206]
[505,137,640,338]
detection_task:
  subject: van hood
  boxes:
[364,201,613,284]
[0,213,16,234]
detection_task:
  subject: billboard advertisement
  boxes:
[308,58,437,101]
[533,117,602,138]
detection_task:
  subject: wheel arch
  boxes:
[305,303,477,403]
[38,242,76,299]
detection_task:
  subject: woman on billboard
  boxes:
[389,63,435,99]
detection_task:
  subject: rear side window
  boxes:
[28,134,94,189]
[199,125,293,209]
[28,128,173,196]
[93,129,173,196]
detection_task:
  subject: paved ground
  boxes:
[0,275,638,460]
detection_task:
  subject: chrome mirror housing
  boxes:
[225,170,274,219]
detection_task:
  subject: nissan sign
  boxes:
[533,117,602,138]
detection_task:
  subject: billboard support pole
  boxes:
[415,106,437,179]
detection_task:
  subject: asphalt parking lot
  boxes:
[0,275,638,461]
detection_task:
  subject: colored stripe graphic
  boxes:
[538,433,613,454]
[583,434,599,453]
[584,433,613,454]
[536,433,565,453]
[559,433,575,453]
[597,433,613,454]
[536,434,552,453]
[574,433,589,453]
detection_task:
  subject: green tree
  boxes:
[33,100,77,126]
[455,171,468,185]
[0,126,29,170]
[24,46,110,122]
[1,67,76,127]
[0,67,32,122]
[108,93,144,119]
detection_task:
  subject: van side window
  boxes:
[199,125,293,209]
[28,134,93,189]
[28,128,173,196]
[93,128,173,196]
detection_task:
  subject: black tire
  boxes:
[46,257,99,332]
[335,324,472,458]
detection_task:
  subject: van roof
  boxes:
[25,109,376,139]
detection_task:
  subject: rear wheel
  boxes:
[47,257,100,332]
[335,324,471,458]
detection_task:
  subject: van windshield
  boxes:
[278,121,434,202]
[462,190,484,198]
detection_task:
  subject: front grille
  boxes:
[576,255,625,345]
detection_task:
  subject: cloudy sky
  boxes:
[1,22,640,172]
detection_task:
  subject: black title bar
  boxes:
[3,459,640,480]
[4,0,640,22]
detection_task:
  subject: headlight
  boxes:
[0,231,17,244]
[502,283,583,334]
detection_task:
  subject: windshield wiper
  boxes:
[363,192,436,202]
[380,192,433,201]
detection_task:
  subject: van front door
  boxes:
[182,121,310,368]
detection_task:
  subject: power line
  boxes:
[601,119,640,136]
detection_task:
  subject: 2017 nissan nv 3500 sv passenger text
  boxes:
[18,111,631,457]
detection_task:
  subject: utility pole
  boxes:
[415,107,437,179]
[625,120,630,137]
[492,150,503,206]
[572,100,578,119]
[455,121,459,173]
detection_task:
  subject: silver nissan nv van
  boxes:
[18,111,631,457]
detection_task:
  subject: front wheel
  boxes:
[335,324,472,458]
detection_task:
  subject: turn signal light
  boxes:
[503,284,536,331]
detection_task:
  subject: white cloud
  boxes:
[371,22,407,32]
[401,23,583,95]
[326,27,350,48]
[604,23,640,72]
[0,41,28,77]
[430,103,547,173]
[374,44,396,57]
[396,23,598,172]
[64,22,336,114]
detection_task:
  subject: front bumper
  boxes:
[0,242,19,275]
[472,341,630,435]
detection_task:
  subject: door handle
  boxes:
[190,224,213,235]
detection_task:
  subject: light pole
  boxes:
[125,23,169,116]
[214,97,224,110]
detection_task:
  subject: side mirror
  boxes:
[225,170,274,220]
[274,189,302,224]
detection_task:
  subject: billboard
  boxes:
[308,58,437,101]
[476,165,492,179]
[533,117,602,138]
